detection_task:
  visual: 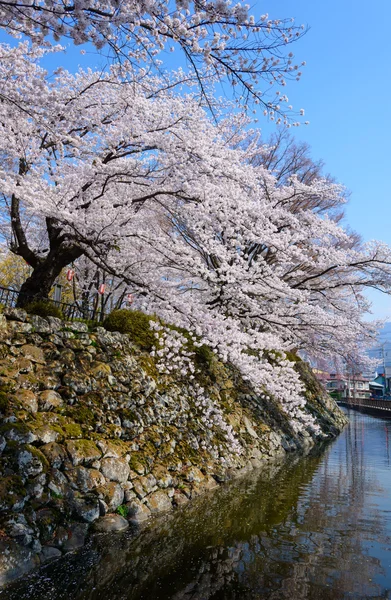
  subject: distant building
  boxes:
[368,335,391,391]
[311,368,330,382]
[370,378,385,398]
[325,373,371,400]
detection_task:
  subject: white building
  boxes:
[326,374,371,400]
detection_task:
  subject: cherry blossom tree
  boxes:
[240,129,352,221]
[0,42,234,303]
[0,0,307,118]
[2,42,391,429]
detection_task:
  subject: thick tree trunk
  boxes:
[16,246,83,308]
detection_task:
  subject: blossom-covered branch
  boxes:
[0,0,307,116]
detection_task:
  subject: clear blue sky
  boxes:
[1,1,390,318]
[260,0,391,320]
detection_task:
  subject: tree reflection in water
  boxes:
[3,409,391,600]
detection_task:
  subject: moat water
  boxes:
[3,408,391,600]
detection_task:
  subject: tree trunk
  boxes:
[16,246,83,308]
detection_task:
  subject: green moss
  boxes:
[138,355,159,381]
[89,432,106,442]
[128,451,149,472]
[175,440,200,462]
[193,344,215,368]
[146,426,162,446]
[285,351,301,363]
[19,412,83,441]
[103,309,156,350]
[0,421,31,436]
[90,438,129,455]
[65,439,101,460]
[3,439,20,452]
[49,490,63,499]
[62,326,76,333]
[142,440,157,458]
[78,391,103,407]
[66,405,96,426]
[25,444,50,471]
[62,422,83,438]
[119,408,137,423]
[0,475,26,508]
[0,390,9,414]
[72,439,94,451]
[100,424,121,438]
[25,300,64,320]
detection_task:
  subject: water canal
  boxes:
[3,407,391,600]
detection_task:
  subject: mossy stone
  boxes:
[0,390,9,414]
[0,475,26,511]
[66,439,102,466]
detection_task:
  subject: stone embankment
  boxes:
[0,308,347,587]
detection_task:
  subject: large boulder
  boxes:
[17,446,47,478]
[95,482,124,512]
[14,389,38,413]
[20,344,45,364]
[66,440,102,466]
[101,457,130,484]
[0,540,39,588]
[93,514,129,533]
[146,490,172,514]
[126,499,151,523]
[68,494,100,523]
[38,390,63,411]
[66,466,105,493]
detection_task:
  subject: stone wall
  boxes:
[0,308,347,587]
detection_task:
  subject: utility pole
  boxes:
[379,343,387,397]
[383,344,387,396]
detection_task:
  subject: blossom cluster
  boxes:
[149,321,196,378]
[190,383,243,457]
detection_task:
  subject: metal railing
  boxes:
[339,397,391,412]
[0,285,108,322]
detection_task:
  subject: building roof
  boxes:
[370,380,385,388]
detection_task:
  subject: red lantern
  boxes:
[66,268,75,282]
[98,283,106,295]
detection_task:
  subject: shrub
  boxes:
[25,300,64,320]
[103,309,155,350]
[193,343,215,367]
[116,504,129,518]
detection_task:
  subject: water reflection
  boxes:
[3,409,391,600]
